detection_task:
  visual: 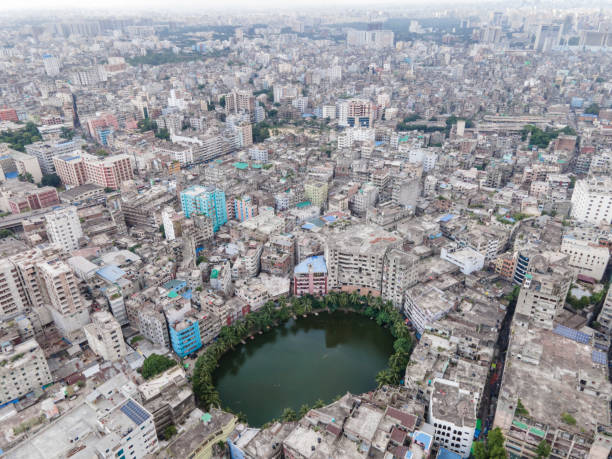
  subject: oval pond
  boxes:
[213,312,394,426]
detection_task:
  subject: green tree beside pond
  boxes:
[192,293,413,410]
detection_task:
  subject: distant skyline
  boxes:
[0,0,512,13]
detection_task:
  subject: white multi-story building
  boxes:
[571,177,612,225]
[84,311,127,362]
[429,378,476,458]
[42,54,60,76]
[350,183,378,216]
[249,147,268,162]
[45,206,83,252]
[5,374,159,458]
[162,206,182,241]
[346,29,394,48]
[0,339,52,404]
[403,283,459,335]
[515,267,572,330]
[440,245,485,275]
[321,104,336,119]
[560,236,610,281]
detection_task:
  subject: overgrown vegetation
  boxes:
[192,293,413,411]
[252,122,271,143]
[473,427,506,459]
[41,173,61,188]
[521,124,576,149]
[0,122,41,152]
[141,353,177,380]
[127,50,202,66]
[536,439,552,458]
[162,424,177,440]
[566,282,609,310]
[515,398,529,417]
[561,412,576,425]
[583,103,600,115]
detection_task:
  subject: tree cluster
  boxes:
[192,293,413,411]
[521,124,576,149]
[140,353,177,379]
[473,427,506,459]
[252,122,271,143]
[0,122,41,152]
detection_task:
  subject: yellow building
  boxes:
[304,181,328,207]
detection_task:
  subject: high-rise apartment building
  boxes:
[162,206,183,241]
[37,259,89,335]
[224,89,255,114]
[325,225,400,296]
[381,248,419,307]
[53,153,133,190]
[0,339,52,404]
[515,267,572,330]
[25,138,85,175]
[42,53,60,77]
[0,258,28,320]
[180,185,227,232]
[570,177,612,225]
[346,29,394,48]
[84,311,127,362]
[234,196,256,222]
[45,206,83,252]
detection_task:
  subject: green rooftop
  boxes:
[233,162,248,170]
[529,427,545,437]
[167,290,178,299]
[513,420,528,430]
[211,269,219,279]
[296,201,311,208]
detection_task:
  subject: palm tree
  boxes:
[338,292,349,309]
[302,297,313,314]
[375,368,397,388]
[349,291,360,308]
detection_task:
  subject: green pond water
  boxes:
[213,312,394,426]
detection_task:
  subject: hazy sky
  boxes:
[0,0,461,12]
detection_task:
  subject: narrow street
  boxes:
[477,288,518,435]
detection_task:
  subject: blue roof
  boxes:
[294,255,327,274]
[322,215,337,222]
[592,350,607,365]
[553,324,590,344]
[164,279,186,290]
[437,448,462,459]
[413,431,432,451]
[439,214,455,223]
[4,171,18,179]
[96,265,126,283]
[120,400,150,425]
[301,222,315,230]
[181,289,193,300]
[375,141,385,146]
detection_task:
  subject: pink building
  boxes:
[53,153,133,190]
[293,255,327,297]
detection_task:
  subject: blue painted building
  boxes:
[169,318,202,358]
[180,185,227,231]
